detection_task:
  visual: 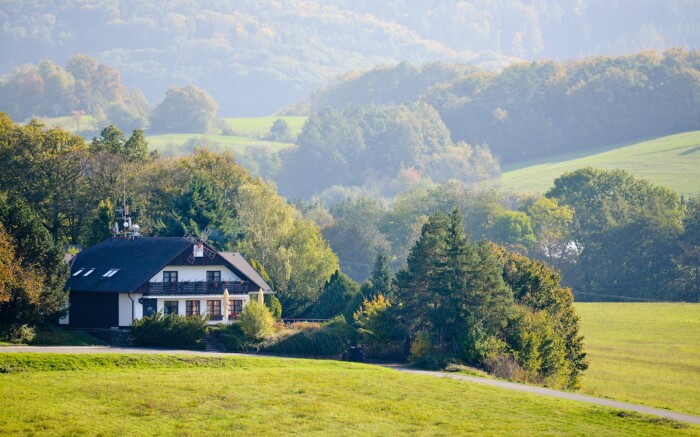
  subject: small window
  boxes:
[163,271,178,283]
[102,268,120,278]
[163,301,178,315]
[186,300,200,316]
[83,268,95,277]
[207,300,221,316]
[72,268,85,276]
[228,299,243,318]
[206,271,221,282]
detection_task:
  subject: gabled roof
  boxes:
[219,252,272,292]
[66,237,192,293]
[65,237,273,294]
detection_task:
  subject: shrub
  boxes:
[213,323,254,351]
[0,323,36,344]
[288,321,321,331]
[264,294,283,321]
[131,313,208,349]
[263,316,358,358]
[238,301,275,340]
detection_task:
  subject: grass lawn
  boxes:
[492,130,700,196]
[223,116,308,137]
[145,133,292,155]
[0,354,694,436]
[33,115,99,135]
[575,303,700,416]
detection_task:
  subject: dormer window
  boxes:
[83,268,95,277]
[102,268,120,278]
[72,268,85,276]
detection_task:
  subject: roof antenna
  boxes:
[114,180,141,239]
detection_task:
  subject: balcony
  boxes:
[141,281,252,296]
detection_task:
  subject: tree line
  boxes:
[292,49,700,164]
[302,170,699,303]
[0,114,337,328]
[274,104,500,199]
[0,55,220,135]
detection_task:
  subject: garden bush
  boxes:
[264,294,283,321]
[131,313,208,349]
[238,301,275,339]
[0,323,35,344]
[262,316,358,358]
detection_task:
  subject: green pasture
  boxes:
[0,353,693,435]
[575,303,700,416]
[34,115,99,134]
[145,133,292,155]
[223,116,307,137]
[493,131,700,196]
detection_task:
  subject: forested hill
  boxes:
[3,1,700,115]
[296,50,700,164]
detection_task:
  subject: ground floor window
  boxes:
[163,301,178,315]
[207,300,222,320]
[228,299,243,318]
[186,300,200,316]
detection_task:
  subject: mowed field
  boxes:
[575,303,700,416]
[493,130,700,196]
[223,116,307,137]
[0,354,695,435]
[146,116,307,155]
[145,133,291,155]
[32,115,306,156]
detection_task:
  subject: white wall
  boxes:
[154,294,251,324]
[119,293,143,326]
[149,265,240,282]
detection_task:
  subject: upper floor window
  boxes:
[163,271,178,283]
[206,271,221,282]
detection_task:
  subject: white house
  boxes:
[62,237,272,328]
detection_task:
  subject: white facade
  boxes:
[116,263,259,327]
[149,264,241,282]
[118,292,143,327]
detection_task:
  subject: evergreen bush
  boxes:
[131,313,208,349]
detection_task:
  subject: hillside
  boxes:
[0,353,696,435]
[490,130,700,197]
[576,303,700,416]
[3,1,700,115]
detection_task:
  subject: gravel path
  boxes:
[3,346,699,426]
[390,366,700,426]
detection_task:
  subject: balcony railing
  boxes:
[141,281,252,296]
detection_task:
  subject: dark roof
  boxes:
[219,252,272,292]
[65,237,191,293]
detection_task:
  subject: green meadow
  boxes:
[575,303,700,416]
[145,133,291,155]
[223,116,308,137]
[35,114,99,134]
[0,353,694,436]
[493,130,700,196]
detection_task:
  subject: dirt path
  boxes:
[3,346,699,426]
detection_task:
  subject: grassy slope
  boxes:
[34,115,98,134]
[492,131,700,196]
[576,303,700,416]
[145,133,291,154]
[223,116,308,137]
[0,354,694,436]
